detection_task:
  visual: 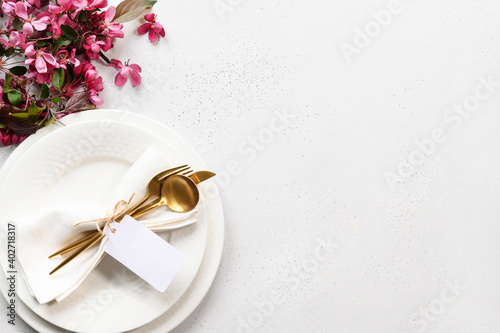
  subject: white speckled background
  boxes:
[2,0,500,332]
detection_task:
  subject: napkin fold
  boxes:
[17,147,198,304]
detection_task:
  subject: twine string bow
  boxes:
[73,194,135,235]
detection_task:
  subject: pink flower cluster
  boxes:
[0,0,166,145]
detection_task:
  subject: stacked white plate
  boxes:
[0,110,224,333]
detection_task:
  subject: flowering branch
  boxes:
[0,0,165,145]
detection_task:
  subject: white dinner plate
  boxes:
[0,119,208,332]
[0,110,224,332]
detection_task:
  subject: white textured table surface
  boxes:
[2,0,500,332]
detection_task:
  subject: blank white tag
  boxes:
[104,215,186,292]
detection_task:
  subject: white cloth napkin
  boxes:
[16,147,198,304]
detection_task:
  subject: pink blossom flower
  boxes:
[14,2,49,35]
[22,16,50,35]
[48,0,73,14]
[1,1,16,16]
[75,64,104,106]
[25,45,57,73]
[109,59,141,86]
[83,35,110,59]
[137,13,165,42]
[74,61,92,77]
[84,68,103,92]
[86,76,104,105]
[56,49,80,70]
[7,31,26,48]
[74,62,103,99]
[24,44,36,57]
[0,87,7,110]
[27,70,51,84]
[88,90,103,106]
[72,0,108,19]
[48,14,72,38]
[14,2,29,19]
[101,6,124,38]
[27,0,41,10]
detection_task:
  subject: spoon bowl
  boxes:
[162,174,200,212]
[132,174,200,218]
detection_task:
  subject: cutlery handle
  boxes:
[117,195,149,221]
[48,232,97,258]
[50,233,104,275]
[48,196,156,259]
[131,199,161,219]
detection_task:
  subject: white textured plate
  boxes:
[0,115,214,332]
[0,110,224,333]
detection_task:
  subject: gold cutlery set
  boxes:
[48,166,215,275]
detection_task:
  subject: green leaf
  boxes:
[9,66,27,76]
[7,91,22,106]
[61,25,78,40]
[2,85,12,93]
[10,112,29,120]
[4,47,13,57]
[28,102,45,115]
[53,97,61,103]
[11,18,22,30]
[36,40,47,47]
[113,0,157,23]
[77,10,87,23]
[40,84,49,99]
[0,44,5,57]
[5,74,12,87]
[10,111,38,122]
[52,68,65,91]
[43,116,57,127]
[53,38,71,52]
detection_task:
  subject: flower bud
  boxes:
[2,133,11,146]
[11,134,19,145]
